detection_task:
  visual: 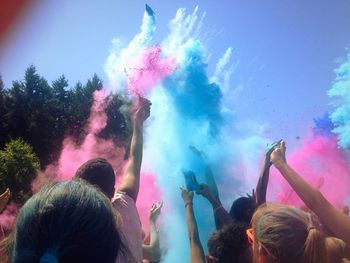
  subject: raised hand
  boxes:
[150,201,163,222]
[265,139,282,165]
[180,186,194,204]
[196,184,214,200]
[135,96,151,123]
[271,140,287,167]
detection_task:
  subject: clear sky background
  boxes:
[1,0,350,146]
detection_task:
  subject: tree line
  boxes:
[0,65,132,204]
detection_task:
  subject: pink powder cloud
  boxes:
[136,172,163,233]
[125,46,177,96]
[32,89,163,232]
[0,202,19,239]
[32,89,126,191]
[268,135,350,208]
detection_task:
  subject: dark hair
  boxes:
[229,197,256,224]
[74,158,115,199]
[10,180,128,263]
[208,223,251,263]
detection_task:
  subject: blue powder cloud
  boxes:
[328,52,350,148]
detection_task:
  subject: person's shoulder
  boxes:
[112,191,136,207]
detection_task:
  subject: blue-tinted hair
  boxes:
[11,180,127,263]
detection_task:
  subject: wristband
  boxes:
[185,201,193,208]
[213,205,223,213]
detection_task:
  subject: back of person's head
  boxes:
[229,196,256,224]
[207,223,252,263]
[74,158,115,199]
[252,204,327,263]
[10,180,128,263]
[325,237,346,263]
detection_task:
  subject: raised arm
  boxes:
[271,140,350,245]
[181,187,206,263]
[197,184,233,230]
[189,146,219,198]
[143,201,162,261]
[118,98,151,201]
[255,142,280,206]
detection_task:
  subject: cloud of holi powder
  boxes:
[268,133,350,208]
[313,112,334,137]
[39,89,126,183]
[264,53,350,208]
[266,53,350,208]
[104,4,350,262]
[104,5,264,261]
[125,46,176,96]
[0,202,19,238]
[328,52,350,149]
[105,4,156,94]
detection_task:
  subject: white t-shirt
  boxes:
[113,192,143,263]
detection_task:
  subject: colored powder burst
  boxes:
[105,4,157,94]
[35,89,125,185]
[55,89,126,181]
[20,4,350,263]
[313,112,334,137]
[125,45,177,96]
[136,172,163,234]
[0,202,19,239]
[268,134,350,208]
[101,4,349,262]
[328,52,350,148]
[105,5,249,262]
[36,88,163,229]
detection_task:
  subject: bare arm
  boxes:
[143,202,162,261]
[255,153,272,206]
[271,141,350,245]
[197,184,233,230]
[256,141,281,206]
[118,98,151,202]
[181,187,206,263]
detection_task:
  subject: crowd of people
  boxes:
[0,98,350,263]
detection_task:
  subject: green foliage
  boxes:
[0,66,132,167]
[0,139,40,204]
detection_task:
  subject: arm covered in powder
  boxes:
[271,140,350,245]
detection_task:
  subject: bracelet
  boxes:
[185,202,193,208]
[213,205,223,213]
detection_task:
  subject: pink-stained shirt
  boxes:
[113,192,143,263]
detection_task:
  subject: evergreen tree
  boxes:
[0,139,40,204]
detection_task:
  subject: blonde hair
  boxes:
[252,204,327,263]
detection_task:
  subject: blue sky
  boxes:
[1,0,350,145]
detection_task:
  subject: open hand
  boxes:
[150,201,163,222]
